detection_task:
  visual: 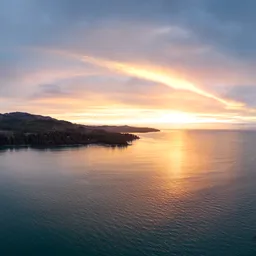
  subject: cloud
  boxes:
[2,0,256,125]
[31,84,68,99]
[225,86,256,107]
[78,54,244,108]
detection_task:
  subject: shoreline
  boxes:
[0,141,134,150]
[0,131,140,148]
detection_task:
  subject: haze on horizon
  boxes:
[1,0,256,128]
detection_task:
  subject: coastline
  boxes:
[0,112,161,148]
[0,140,138,149]
[0,131,140,148]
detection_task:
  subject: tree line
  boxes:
[0,131,139,147]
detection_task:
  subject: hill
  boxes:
[0,112,160,133]
[0,112,158,147]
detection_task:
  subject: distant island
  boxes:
[0,112,159,147]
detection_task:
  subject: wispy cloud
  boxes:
[2,0,256,126]
[81,55,244,109]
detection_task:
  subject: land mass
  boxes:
[0,112,159,147]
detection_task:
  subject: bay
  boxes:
[0,130,256,255]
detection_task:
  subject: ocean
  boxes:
[1,130,256,255]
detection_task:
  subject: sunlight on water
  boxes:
[0,130,256,255]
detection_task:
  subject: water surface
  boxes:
[1,130,256,255]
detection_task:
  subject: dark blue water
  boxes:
[1,130,256,255]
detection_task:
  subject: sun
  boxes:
[157,111,200,124]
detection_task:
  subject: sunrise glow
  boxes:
[2,5,256,128]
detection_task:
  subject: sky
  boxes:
[2,0,256,128]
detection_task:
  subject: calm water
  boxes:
[1,130,256,255]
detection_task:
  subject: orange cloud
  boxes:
[43,48,244,109]
[79,55,244,109]
[10,48,255,127]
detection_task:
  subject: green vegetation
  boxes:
[0,131,138,147]
[0,112,140,147]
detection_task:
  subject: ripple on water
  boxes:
[0,131,256,255]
